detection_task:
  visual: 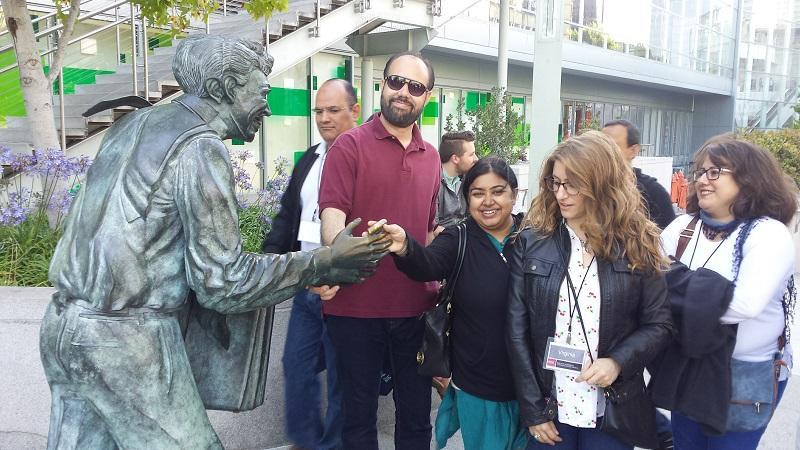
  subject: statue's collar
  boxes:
[174,94,221,124]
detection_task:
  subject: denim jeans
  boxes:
[282,290,342,450]
[671,379,788,450]
[325,315,433,450]
[525,419,631,450]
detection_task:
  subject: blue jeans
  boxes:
[282,290,342,450]
[525,419,631,450]
[325,315,433,450]
[671,379,788,450]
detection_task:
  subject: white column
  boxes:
[361,57,374,123]
[529,0,563,198]
[498,0,510,91]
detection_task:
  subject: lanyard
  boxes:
[687,222,729,269]
[311,150,328,222]
[564,257,596,363]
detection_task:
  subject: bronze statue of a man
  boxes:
[40,35,386,449]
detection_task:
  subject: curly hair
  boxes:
[523,131,667,274]
[173,35,274,98]
[687,135,798,225]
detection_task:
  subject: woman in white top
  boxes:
[507,131,673,450]
[660,136,797,450]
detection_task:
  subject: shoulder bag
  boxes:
[416,223,467,377]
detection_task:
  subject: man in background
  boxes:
[436,130,478,229]
[262,78,360,450]
[603,119,675,229]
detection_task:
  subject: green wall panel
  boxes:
[269,87,310,116]
[46,66,115,95]
[421,98,438,125]
[0,51,26,124]
[465,91,489,111]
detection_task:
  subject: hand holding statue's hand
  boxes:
[316,218,390,285]
[366,221,407,255]
[309,285,340,301]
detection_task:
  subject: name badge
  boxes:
[543,337,588,374]
[297,220,322,244]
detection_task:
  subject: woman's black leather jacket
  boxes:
[506,224,673,427]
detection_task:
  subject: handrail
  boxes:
[0,15,132,75]
[0,0,95,38]
[0,0,130,55]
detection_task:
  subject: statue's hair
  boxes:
[173,36,274,97]
[523,131,668,274]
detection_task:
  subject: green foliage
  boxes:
[239,204,267,253]
[132,0,287,33]
[739,129,800,186]
[582,116,601,131]
[444,88,526,163]
[582,21,605,47]
[244,0,289,20]
[469,88,526,163]
[0,216,61,286]
[443,96,467,133]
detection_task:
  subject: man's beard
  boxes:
[380,94,422,128]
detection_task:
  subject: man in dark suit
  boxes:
[603,119,676,229]
[262,78,360,450]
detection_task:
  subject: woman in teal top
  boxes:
[375,157,528,450]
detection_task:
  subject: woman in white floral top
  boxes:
[506,131,673,450]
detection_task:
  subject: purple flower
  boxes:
[48,190,74,214]
[0,187,33,226]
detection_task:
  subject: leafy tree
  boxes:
[1,0,287,150]
[739,128,800,186]
[444,87,526,163]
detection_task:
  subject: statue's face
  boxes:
[229,69,272,142]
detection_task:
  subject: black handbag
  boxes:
[600,375,659,449]
[416,223,467,377]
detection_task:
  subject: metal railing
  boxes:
[0,0,204,148]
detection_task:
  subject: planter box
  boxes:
[0,287,294,450]
[0,287,440,450]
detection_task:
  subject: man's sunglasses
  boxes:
[384,75,429,97]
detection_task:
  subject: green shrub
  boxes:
[739,129,800,186]
[0,217,61,286]
[444,87,526,163]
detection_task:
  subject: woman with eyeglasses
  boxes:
[655,136,797,450]
[375,157,529,450]
[506,131,673,450]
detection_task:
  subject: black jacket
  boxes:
[394,216,521,401]
[506,224,673,427]
[650,263,737,436]
[262,144,321,253]
[635,168,676,230]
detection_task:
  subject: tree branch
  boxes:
[46,0,81,84]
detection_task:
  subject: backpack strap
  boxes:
[674,215,700,261]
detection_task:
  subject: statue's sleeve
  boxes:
[173,136,329,314]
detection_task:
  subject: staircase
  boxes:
[1,0,451,155]
[745,85,800,131]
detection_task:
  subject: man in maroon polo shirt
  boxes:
[318,52,440,449]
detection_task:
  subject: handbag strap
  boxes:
[440,223,467,305]
[674,215,700,261]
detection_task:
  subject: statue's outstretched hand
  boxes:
[315,218,390,285]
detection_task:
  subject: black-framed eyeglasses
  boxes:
[692,166,733,181]
[384,75,428,97]
[544,176,579,196]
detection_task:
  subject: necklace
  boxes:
[578,236,593,255]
